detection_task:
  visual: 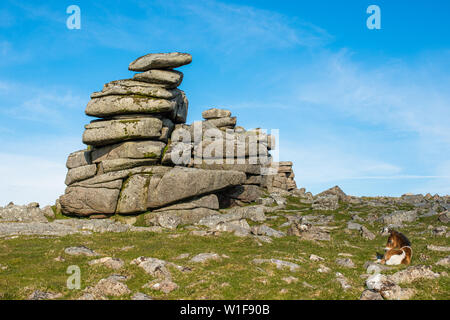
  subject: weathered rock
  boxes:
[60,186,121,216]
[381,210,418,226]
[335,272,352,290]
[65,164,97,185]
[154,194,219,212]
[115,174,150,214]
[360,226,376,240]
[205,117,237,129]
[380,286,415,300]
[438,211,450,223]
[193,163,262,175]
[226,205,267,222]
[252,258,300,272]
[65,246,99,256]
[129,52,192,71]
[225,185,262,203]
[144,279,179,294]
[282,276,299,284]
[436,256,450,266]
[317,264,331,273]
[132,292,153,300]
[427,245,450,252]
[0,219,159,237]
[91,79,181,99]
[312,195,339,211]
[66,150,91,169]
[287,221,331,241]
[309,254,324,262]
[130,257,171,278]
[88,257,124,270]
[202,108,232,119]
[389,265,440,284]
[215,219,251,237]
[91,140,166,163]
[146,167,246,208]
[190,253,221,263]
[86,95,177,118]
[82,118,163,147]
[335,258,355,268]
[133,69,183,88]
[28,290,62,300]
[251,225,285,238]
[364,262,391,274]
[146,208,218,229]
[92,277,131,297]
[41,205,55,220]
[360,289,383,300]
[99,158,158,174]
[347,222,362,230]
[0,203,47,223]
[316,186,347,201]
[366,274,395,292]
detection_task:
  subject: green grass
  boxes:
[0,199,449,300]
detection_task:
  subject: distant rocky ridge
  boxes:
[58,52,297,218]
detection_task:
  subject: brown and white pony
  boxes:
[380,229,412,265]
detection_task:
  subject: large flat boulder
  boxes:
[147,167,246,208]
[60,185,122,216]
[133,70,183,88]
[85,95,177,118]
[91,141,166,163]
[129,52,192,71]
[202,108,231,119]
[66,150,91,169]
[82,118,162,147]
[99,158,159,174]
[91,80,181,99]
[65,164,97,186]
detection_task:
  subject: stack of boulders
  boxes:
[59,52,298,218]
[263,161,297,192]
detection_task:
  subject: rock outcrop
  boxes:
[59,52,298,217]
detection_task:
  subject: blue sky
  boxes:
[0,0,449,205]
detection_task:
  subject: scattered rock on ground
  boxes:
[65,246,99,256]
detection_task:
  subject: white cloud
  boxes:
[0,80,87,125]
[296,49,450,143]
[84,0,332,53]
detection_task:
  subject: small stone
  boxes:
[131,292,153,300]
[282,276,298,284]
[93,278,131,297]
[252,258,300,272]
[130,257,171,278]
[427,245,450,252]
[145,279,179,294]
[436,256,450,266]
[64,246,99,256]
[174,253,190,260]
[28,290,62,300]
[190,253,221,263]
[360,226,376,240]
[309,254,324,262]
[335,272,352,290]
[317,264,331,273]
[88,257,124,270]
[360,289,384,300]
[335,258,355,268]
